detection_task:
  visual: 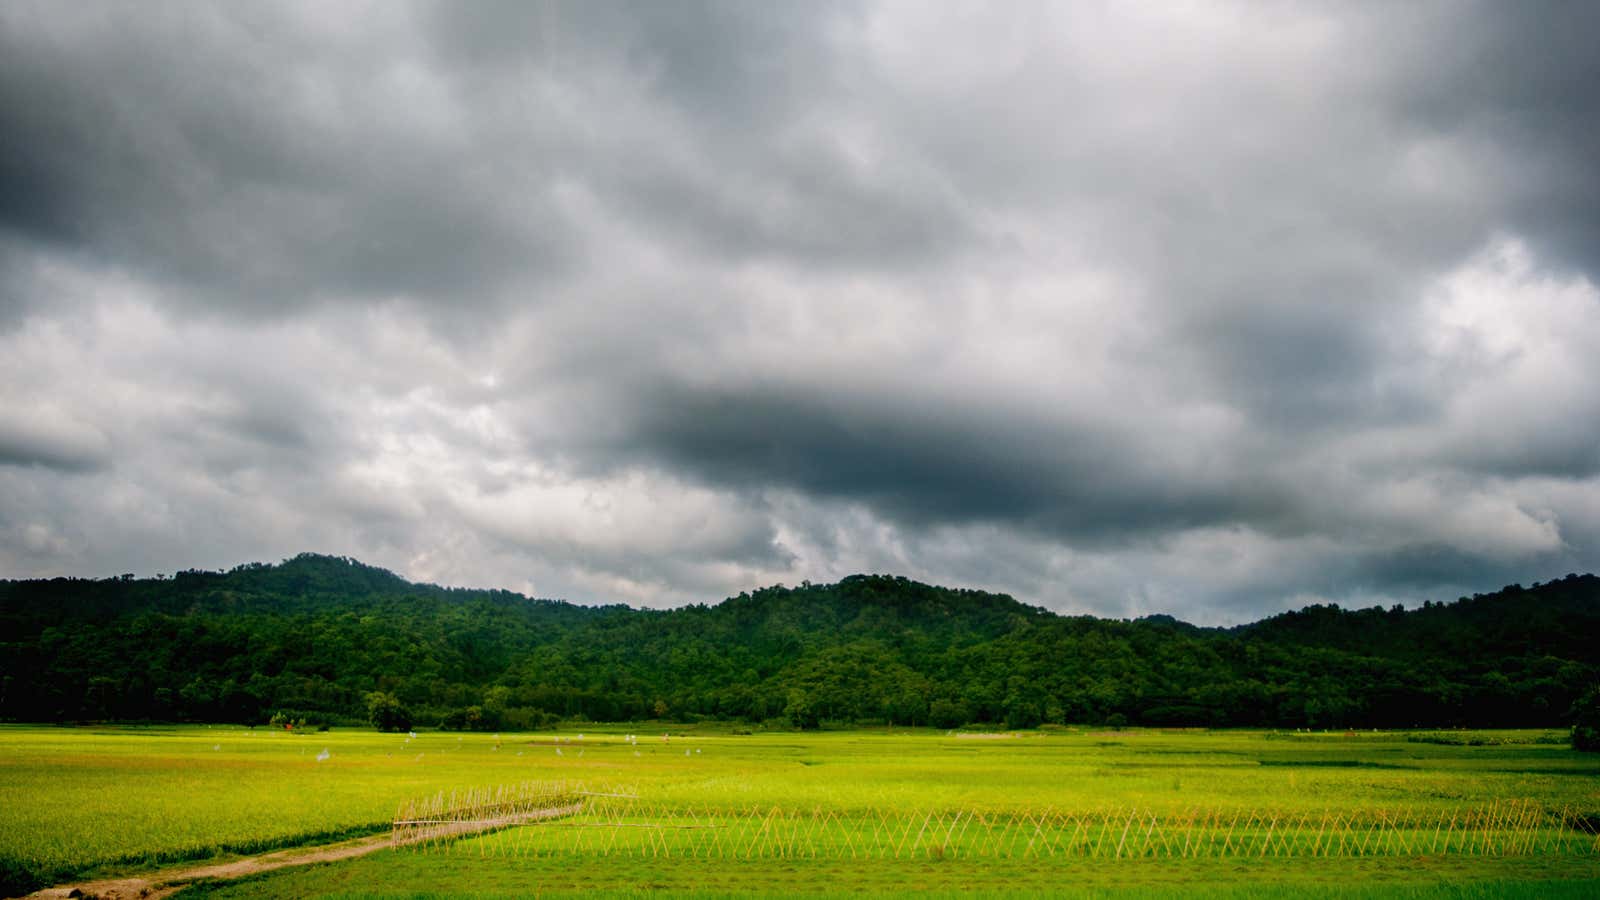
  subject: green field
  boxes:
[1,724,1597,896]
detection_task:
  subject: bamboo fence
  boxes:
[393,783,1600,861]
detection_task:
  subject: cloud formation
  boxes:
[2,1,1598,621]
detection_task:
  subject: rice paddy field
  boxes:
[1,724,1597,897]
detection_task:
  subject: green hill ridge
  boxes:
[2,553,1596,730]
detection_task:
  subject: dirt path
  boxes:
[25,803,583,900]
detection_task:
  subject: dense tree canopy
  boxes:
[1572,686,1600,752]
[2,554,1596,731]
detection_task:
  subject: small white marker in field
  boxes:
[316,748,330,762]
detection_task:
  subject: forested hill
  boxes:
[2,553,1597,731]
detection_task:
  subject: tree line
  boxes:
[2,554,1596,732]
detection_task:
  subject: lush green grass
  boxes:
[179,854,1600,899]
[0,724,1595,895]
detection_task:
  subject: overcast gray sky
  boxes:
[3,1,1598,622]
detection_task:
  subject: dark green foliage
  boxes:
[438,705,503,731]
[784,690,820,730]
[929,698,969,729]
[1571,686,1600,752]
[1,555,1597,730]
[0,854,49,897]
[364,691,412,733]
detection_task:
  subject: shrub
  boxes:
[1572,686,1600,752]
[365,691,413,733]
[499,706,558,731]
[784,691,819,730]
[929,699,969,730]
[268,709,339,731]
[1004,702,1043,730]
[438,705,504,731]
[0,854,47,897]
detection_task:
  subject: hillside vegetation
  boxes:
[2,554,1596,730]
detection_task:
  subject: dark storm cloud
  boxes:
[0,4,575,319]
[1,1,1598,619]
[614,379,1284,543]
[1383,1,1600,275]
[0,416,109,473]
[0,1,962,325]
[427,0,974,269]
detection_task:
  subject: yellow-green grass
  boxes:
[179,852,1600,899]
[0,725,1595,891]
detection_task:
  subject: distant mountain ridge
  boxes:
[2,553,1596,730]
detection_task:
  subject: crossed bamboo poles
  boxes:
[393,783,1600,861]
